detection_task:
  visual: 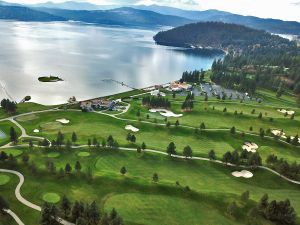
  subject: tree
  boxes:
[0,196,9,212]
[152,173,158,183]
[137,146,141,153]
[120,166,127,175]
[200,122,205,130]
[227,201,237,217]
[241,190,250,202]
[60,195,71,218]
[102,139,106,148]
[222,151,232,164]
[88,139,91,147]
[183,146,192,158]
[40,202,58,225]
[230,126,236,134]
[65,140,72,150]
[291,135,299,146]
[258,194,269,211]
[107,135,114,147]
[264,199,296,225]
[92,137,98,147]
[166,121,171,128]
[208,150,216,160]
[75,161,81,173]
[29,140,33,149]
[86,167,93,182]
[65,163,72,174]
[72,201,84,222]
[136,109,141,117]
[56,131,64,146]
[89,201,100,225]
[166,142,176,155]
[141,142,146,150]
[22,153,30,164]
[259,128,265,138]
[175,120,180,127]
[9,127,18,144]
[76,217,87,225]
[71,132,77,143]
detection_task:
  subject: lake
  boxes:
[0,21,221,105]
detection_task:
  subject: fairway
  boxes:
[46,152,60,158]
[0,174,10,185]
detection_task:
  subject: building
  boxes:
[80,98,116,111]
[169,82,192,92]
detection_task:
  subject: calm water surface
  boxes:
[0,21,221,104]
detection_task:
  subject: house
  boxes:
[169,82,192,92]
[80,98,116,111]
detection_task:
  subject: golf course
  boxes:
[0,81,299,225]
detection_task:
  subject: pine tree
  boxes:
[60,195,71,218]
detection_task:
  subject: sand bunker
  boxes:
[271,129,285,137]
[125,125,139,132]
[277,109,295,115]
[33,129,40,133]
[149,109,183,118]
[242,142,258,153]
[56,119,70,124]
[232,170,253,178]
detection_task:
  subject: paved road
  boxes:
[0,169,75,225]
[3,209,25,225]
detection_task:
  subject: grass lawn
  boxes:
[0,121,21,146]
[120,98,300,136]
[42,192,61,204]
[0,174,10,185]
[16,110,300,164]
[0,102,57,120]
[0,149,299,225]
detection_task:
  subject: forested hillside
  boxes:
[154,22,300,102]
[0,5,66,21]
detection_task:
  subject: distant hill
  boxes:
[0,5,66,21]
[154,22,296,53]
[28,1,116,11]
[134,5,300,35]
[36,7,193,27]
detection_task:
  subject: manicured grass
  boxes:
[120,98,300,136]
[0,102,57,119]
[77,152,90,157]
[0,121,21,146]
[42,193,61,204]
[46,152,61,158]
[1,149,23,157]
[0,149,299,225]
[0,174,10,185]
[17,110,300,163]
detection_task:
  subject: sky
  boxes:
[4,0,300,22]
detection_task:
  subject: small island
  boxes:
[38,75,63,82]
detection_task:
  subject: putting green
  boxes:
[0,175,10,185]
[46,152,60,158]
[42,193,60,204]
[1,149,23,157]
[77,152,90,157]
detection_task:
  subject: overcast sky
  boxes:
[4,0,300,22]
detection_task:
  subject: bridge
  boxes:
[101,79,138,90]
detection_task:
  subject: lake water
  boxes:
[0,21,221,105]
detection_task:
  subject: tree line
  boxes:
[0,99,17,114]
[142,96,171,109]
[180,70,205,84]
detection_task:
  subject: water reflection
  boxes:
[0,21,221,105]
